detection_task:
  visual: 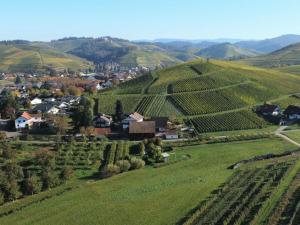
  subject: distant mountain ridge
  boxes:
[195,43,260,59]
[1,34,300,72]
[241,42,300,68]
[236,34,300,53]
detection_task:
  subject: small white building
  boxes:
[30,97,42,105]
[164,132,179,140]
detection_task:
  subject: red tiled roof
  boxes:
[21,112,32,120]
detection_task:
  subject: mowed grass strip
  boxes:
[0,138,297,225]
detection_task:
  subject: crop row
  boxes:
[183,162,293,225]
[116,74,153,94]
[172,69,245,93]
[169,83,278,116]
[103,142,130,166]
[190,110,268,133]
[97,94,142,114]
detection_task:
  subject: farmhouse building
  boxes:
[256,104,280,116]
[122,112,144,129]
[15,112,42,130]
[284,105,300,120]
[129,121,155,140]
[93,114,113,128]
[151,117,169,132]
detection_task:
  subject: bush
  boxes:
[99,164,120,178]
[116,160,131,172]
[130,158,145,170]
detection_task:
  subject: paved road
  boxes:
[275,126,300,147]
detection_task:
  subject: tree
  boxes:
[59,166,74,183]
[3,161,24,180]
[23,175,41,195]
[0,132,6,141]
[4,179,19,201]
[2,145,17,160]
[73,97,95,129]
[67,86,81,96]
[35,149,56,171]
[115,100,124,122]
[42,171,59,190]
[130,158,145,170]
[54,115,69,135]
[15,75,22,84]
[116,160,131,172]
[0,191,4,205]
[0,90,19,119]
[138,142,145,156]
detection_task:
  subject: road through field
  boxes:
[275,126,300,147]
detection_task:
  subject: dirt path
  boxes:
[275,126,300,147]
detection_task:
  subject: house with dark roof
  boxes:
[151,117,169,132]
[93,114,113,128]
[31,102,60,114]
[129,121,155,140]
[284,105,300,120]
[256,104,280,116]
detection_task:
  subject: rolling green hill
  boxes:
[0,43,93,73]
[97,59,300,133]
[49,37,191,69]
[241,42,300,68]
[196,43,260,59]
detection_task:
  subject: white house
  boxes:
[164,132,179,140]
[15,112,42,130]
[122,112,144,129]
[30,97,42,105]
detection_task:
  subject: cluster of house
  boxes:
[93,112,179,140]
[29,96,80,115]
[256,103,300,124]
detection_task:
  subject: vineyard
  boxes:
[172,70,245,93]
[94,59,300,133]
[97,94,142,114]
[115,74,153,94]
[272,96,300,109]
[168,83,278,116]
[190,110,269,133]
[181,160,296,225]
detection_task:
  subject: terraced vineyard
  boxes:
[172,70,245,93]
[96,59,300,133]
[190,110,268,133]
[115,74,153,94]
[97,94,142,114]
[181,160,296,225]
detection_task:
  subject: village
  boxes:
[0,69,184,142]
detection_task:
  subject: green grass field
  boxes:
[0,44,92,72]
[284,130,300,144]
[0,138,297,225]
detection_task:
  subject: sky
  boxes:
[1,0,300,41]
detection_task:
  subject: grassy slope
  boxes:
[277,65,300,75]
[0,138,297,225]
[284,130,300,144]
[240,42,300,68]
[0,44,92,72]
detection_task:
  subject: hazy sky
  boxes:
[1,0,300,41]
